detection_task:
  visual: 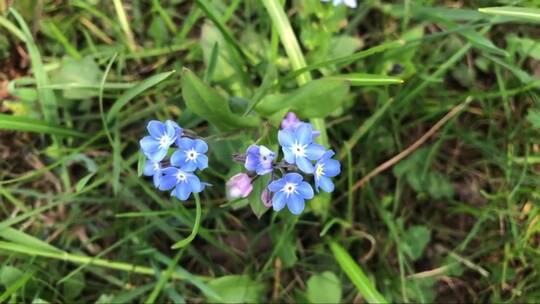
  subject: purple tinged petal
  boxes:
[295,123,313,145]
[226,173,253,199]
[244,154,258,171]
[147,120,165,138]
[272,191,286,211]
[256,163,272,175]
[296,156,314,174]
[281,112,301,130]
[261,190,272,208]
[297,182,314,199]
[287,195,305,215]
[305,143,326,160]
[278,130,294,147]
[246,144,260,156]
[194,139,208,153]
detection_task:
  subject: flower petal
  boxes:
[179,160,197,172]
[295,123,313,145]
[164,120,177,138]
[178,137,194,150]
[246,144,260,156]
[148,148,168,162]
[296,156,314,174]
[324,159,341,177]
[174,182,192,200]
[147,120,165,138]
[153,173,161,188]
[284,172,303,184]
[297,182,314,199]
[159,171,178,191]
[143,159,156,176]
[244,154,258,171]
[170,150,187,167]
[287,194,305,215]
[256,163,272,175]
[197,154,208,170]
[268,179,285,192]
[140,136,159,153]
[319,176,335,193]
[305,144,326,161]
[282,147,295,164]
[194,139,208,153]
[278,130,294,147]
[187,174,202,193]
[272,191,287,211]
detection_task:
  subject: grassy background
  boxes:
[0,0,539,302]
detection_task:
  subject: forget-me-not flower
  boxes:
[268,173,314,215]
[280,113,320,139]
[322,0,357,8]
[171,138,209,172]
[140,120,178,162]
[278,123,325,174]
[244,144,275,175]
[143,159,162,188]
[159,167,204,200]
[314,150,341,193]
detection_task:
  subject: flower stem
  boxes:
[171,193,202,249]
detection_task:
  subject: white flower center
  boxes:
[291,141,307,157]
[316,163,324,177]
[281,182,297,197]
[159,135,171,148]
[176,171,187,182]
[185,148,199,161]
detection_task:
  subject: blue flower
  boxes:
[143,159,162,187]
[140,120,179,162]
[278,123,326,174]
[170,138,209,172]
[268,173,314,215]
[314,150,341,192]
[159,167,204,200]
[244,144,275,175]
[321,0,357,8]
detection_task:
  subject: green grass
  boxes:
[0,0,539,302]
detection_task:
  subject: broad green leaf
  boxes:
[403,225,431,261]
[200,22,235,81]
[0,227,61,253]
[479,6,540,22]
[330,242,387,304]
[206,275,265,303]
[181,68,260,131]
[327,74,404,86]
[249,175,271,218]
[0,114,85,138]
[63,271,85,300]
[256,78,350,118]
[51,57,102,99]
[0,266,23,287]
[106,70,175,122]
[526,109,540,129]
[306,271,342,304]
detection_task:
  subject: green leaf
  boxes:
[327,74,404,86]
[200,22,235,81]
[137,153,146,177]
[63,271,85,300]
[249,175,271,218]
[106,70,175,122]
[51,57,102,99]
[206,275,265,303]
[403,225,431,261]
[509,35,540,60]
[526,109,540,129]
[75,173,95,193]
[479,6,540,22]
[329,242,387,304]
[256,78,349,118]
[306,271,342,304]
[181,68,260,131]
[0,266,23,287]
[0,114,86,138]
[0,227,61,253]
[459,30,509,57]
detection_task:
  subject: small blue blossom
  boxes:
[140,120,178,162]
[159,167,204,200]
[244,144,275,175]
[314,150,341,193]
[143,159,162,187]
[321,0,357,8]
[170,138,209,172]
[268,173,314,215]
[278,123,325,174]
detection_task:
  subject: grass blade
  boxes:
[479,6,540,22]
[328,74,404,86]
[330,242,387,303]
[106,71,175,122]
[0,114,85,138]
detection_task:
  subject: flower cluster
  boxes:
[140,120,209,200]
[227,112,341,215]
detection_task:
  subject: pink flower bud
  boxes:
[226,173,253,200]
[261,190,272,208]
